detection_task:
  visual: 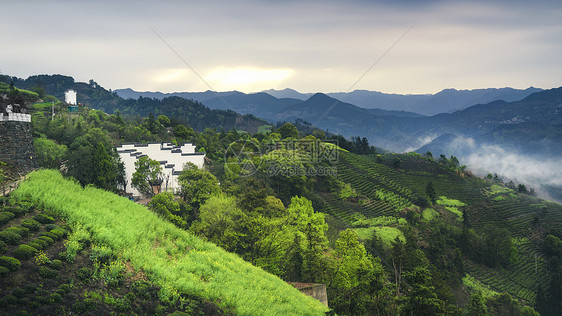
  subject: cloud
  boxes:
[466,144,562,188]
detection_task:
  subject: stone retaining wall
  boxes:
[0,114,37,174]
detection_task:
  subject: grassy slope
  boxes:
[315,151,562,304]
[12,170,328,315]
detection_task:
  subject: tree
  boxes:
[65,128,124,191]
[178,163,220,209]
[33,138,68,169]
[276,122,298,139]
[173,124,194,140]
[148,192,186,228]
[157,115,171,127]
[328,229,386,314]
[131,156,164,197]
[466,291,488,316]
[426,181,436,204]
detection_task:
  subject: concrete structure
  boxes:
[0,113,36,174]
[115,143,205,198]
[64,89,77,105]
[289,283,328,307]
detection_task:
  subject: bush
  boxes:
[5,226,29,237]
[49,293,63,303]
[0,230,22,244]
[50,259,63,270]
[14,244,38,259]
[12,288,28,298]
[41,231,58,240]
[0,212,15,225]
[4,226,29,237]
[57,251,67,261]
[44,224,59,231]
[21,219,41,231]
[38,235,54,246]
[4,206,25,217]
[0,265,9,277]
[50,228,65,239]
[76,267,92,281]
[28,239,47,250]
[0,294,17,308]
[33,213,55,224]
[57,284,71,295]
[0,256,21,271]
[0,240,5,253]
[72,298,96,314]
[38,266,57,279]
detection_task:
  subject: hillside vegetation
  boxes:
[10,170,328,315]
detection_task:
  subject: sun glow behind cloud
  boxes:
[205,67,294,92]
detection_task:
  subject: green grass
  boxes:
[436,196,467,207]
[489,184,513,195]
[12,170,328,315]
[373,226,405,247]
[463,274,499,297]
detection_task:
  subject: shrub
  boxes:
[76,267,92,281]
[4,206,25,217]
[38,266,57,279]
[72,298,96,314]
[21,219,41,231]
[0,266,9,277]
[44,224,59,231]
[12,288,28,298]
[28,239,47,250]
[57,284,71,295]
[0,256,21,271]
[50,228,65,239]
[40,231,58,240]
[15,244,39,259]
[0,240,5,253]
[57,251,67,261]
[5,226,30,237]
[33,213,55,224]
[49,293,63,303]
[0,212,15,225]
[0,230,22,244]
[34,250,50,265]
[50,259,63,270]
[38,235,54,246]
[0,294,17,308]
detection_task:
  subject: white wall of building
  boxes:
[65,89,77,105]
[116,142,205,198]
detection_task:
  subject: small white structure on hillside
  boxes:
[116,142,205,198]
[65,89,77,105]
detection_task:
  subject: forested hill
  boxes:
[0,74,267,134]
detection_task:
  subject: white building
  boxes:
[115,142,205,198]
[65,89,77,105]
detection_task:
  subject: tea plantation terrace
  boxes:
[115,143,205,198]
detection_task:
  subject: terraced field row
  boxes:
[336,154,417,208]
[315,192,395,224]
[465,242,548,304]
[338,153,488,208]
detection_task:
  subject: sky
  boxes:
[2,0,562,94]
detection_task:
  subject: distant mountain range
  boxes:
[115,86,559,156]
[260,87,543,115]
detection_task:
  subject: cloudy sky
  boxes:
[2,0,562,94]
